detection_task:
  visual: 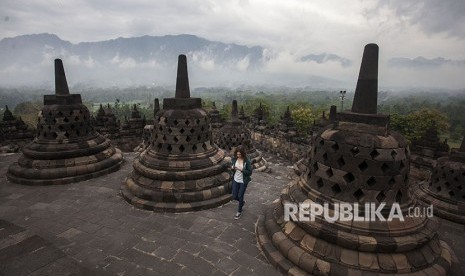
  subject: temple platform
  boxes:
[0,152,464,275]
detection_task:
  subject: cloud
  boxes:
[1,0,465,88]
[389,57,465,68]
[366,0,465,39]
[300,53,352,67]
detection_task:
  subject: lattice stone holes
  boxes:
[325,168,334,178]
[323,152,328,161]
[331,184,342,195]
[367,176,376,187]
[388,177,395,186]
[376,191,386,203]
[399,161,406,171]
[396,190,402,202]
[337,157,345,167]
[317,178,324,189]
[358,161,368,172]
[381,163,390,174]
[343,172,355,183]
[351,147,360,156]
[353,189,364,201]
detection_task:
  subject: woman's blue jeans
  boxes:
[231,180,248,212]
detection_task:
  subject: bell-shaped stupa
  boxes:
[216,100,268,171]
[256,44,453,275]
[413,136,465,224]
[0,105,35,148]
[7,59,123,185]
[121,55,232,212]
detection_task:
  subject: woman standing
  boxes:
[231,145,252,219]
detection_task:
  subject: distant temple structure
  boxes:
[7,59,123,185]
[251,103,269,133]
[208,102,223,143]
[238,105,249,122]
[117,104,145,152]
[216,100,268,171]
[0,105,34,152]
[277,106,297,138]
[135,98,159,153]
[209,102,223,128]
[256,44,453,275]
[93,103,120,140]
[410,122,449,167]
[121,55,231,212]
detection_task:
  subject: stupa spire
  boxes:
[351,43,378,114]
[175,55,190,99]
[231,100,239,121]
[54,59,70,96]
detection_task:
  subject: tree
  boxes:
[291,106,316,134]
[13,101,42,127]
[390,108,449,142]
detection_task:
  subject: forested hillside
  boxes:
[1,87,464,145]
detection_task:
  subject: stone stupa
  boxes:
[256,44,454,275]
[0,105,35,151]
[216,100,268,171]
[93,103,120,140]
[121,55,232,212]
[413,136,465,224]
[7,59,123,185]
[135,99,159,153]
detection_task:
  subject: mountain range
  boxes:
[0,33,349,88]
[4,33,461,89]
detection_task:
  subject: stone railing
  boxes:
[249,130,310,162]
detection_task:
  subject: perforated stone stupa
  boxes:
[118,104,145,151]
[413,137,465,224]
[209,102,223,128]
[410,123,449,170]
[0,105,34,150]
[121,55,232,212]
[93,104,120,140]
[256,44,454,275]
[277,106,297,137]
[216,100,268,171]
[7,59,123,185]
[135,99,159,153]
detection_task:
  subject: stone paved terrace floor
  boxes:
[1,151,465,275]
[0,152,292,276]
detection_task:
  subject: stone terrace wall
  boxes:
[250,130,309,162]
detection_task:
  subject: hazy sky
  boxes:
[1,0,465,89]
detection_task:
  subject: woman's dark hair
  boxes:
[233,145,247,160]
